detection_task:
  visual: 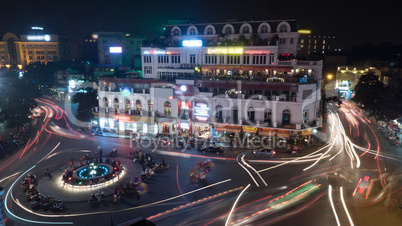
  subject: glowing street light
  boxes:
[327,74,333,79]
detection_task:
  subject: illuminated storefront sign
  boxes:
[110,47,122,53]
[27,35,51,41]
[31,26,43,30]
[242,126,258,133]
[181,122,190,129]
[113,115,132,122]
[244,50,271,55]
[207,48,244,55]
[182,40,203,47]
[143,49,166,55]
[194,102,209,117]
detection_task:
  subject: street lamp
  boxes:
[327,74,333,79]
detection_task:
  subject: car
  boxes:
[199,146,224,154]
[253,148,276,157]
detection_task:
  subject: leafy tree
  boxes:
[24,61,58,88]
[249,33,263,46]
[0,78,41,128]
[236,35,247,46]
[352,73,400,121]
[72,87,98,122]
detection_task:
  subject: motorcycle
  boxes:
[51,198,65,212]
[155,162,169,171]
[108,149,118,157]
[26,191,41,202]
[40,195,54,210]
[88,194,102,207]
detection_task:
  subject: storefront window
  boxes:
[215,105,223,120]
[164,101,171,117]
[148,100,154,112]
[114,98,119,109]
[247,107,255,123]
[264,108,272,126]
[136,100,142,111]
[125,99,130,110]
[103,97,108,108]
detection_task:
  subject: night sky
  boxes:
[1,0,400,48]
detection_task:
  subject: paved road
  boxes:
[1,99,401,226]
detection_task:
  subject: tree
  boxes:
[72,87,98,122]
[236,35,247,46]
[24,61,58,88]
[352,73,400,121]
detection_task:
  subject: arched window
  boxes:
[279,24,288,32]
[148,100,154,112]
[260,25,269,33]
[231,106,238,123]
[136,100,142,111]
[114,98,119,109]
[164,101,171,116]
[206,27,214,35]
[173,29,180,36]
[247,107,255,122]
[282,109,291,124]
[103,97,108,108]
[125,99,130,110]
[225,26,232,34]
[264,108,272,124]
[215,105,223,120]
[242,27,250,34]
[188,28,196,35]
[171,27,181,36]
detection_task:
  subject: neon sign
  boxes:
[27,35,51,41]
[143,49,166,55]
[194,102,209,117]
[207,48,243,55]
[182,40,203,47]
[110,47,122,53]
[113,115,132,122]
[244,50,271,55]
[31,26,43,30]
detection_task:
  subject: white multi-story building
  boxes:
[95,19,323,142]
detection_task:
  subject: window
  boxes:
[206,27,213,35]
[48,51,56,54]
[323,45,325,49]
[188,28,196,35]
[242,27,250,34]
[290,38,294,44]
[190,54,196,64]
[303,110,309,123]
[279,24,288,32]
[323,40,326,44]
[158,55,169,63]
[314,40,317,44]
[279,38,286,44]
[260,25,268,33]
[205,55,217,64]
[282,109,291,124]
[252,55,266,65]
[172,29,180,36]
[144,55,151,63]
[0,51,4,54]
[36,51,44,54]
[269,54,275,64]
[301,39,304,44]
[243,55,250,64]
[302,90,313,100]
[29,56,33,60]
[225,26,232,34]
[301,45,304,48]
[41,56,45,60]
[164,101,171,117]
[171,55,181,64]
[227,55,240,64]
[53,56,57,60]
[314,45,316,49]
[37,56,41,60]
[219,55,225,64]
[145,66,152,74]
[264,109,272,123]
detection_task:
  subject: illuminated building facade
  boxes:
[96,32,145,68]
[297,30,336,57]
[95,20,323,142]
[0,27,78,69]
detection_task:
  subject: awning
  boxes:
[216,125,241,133]
[242,126,258,134]
[276,132,290,138]
[259,131,274,136]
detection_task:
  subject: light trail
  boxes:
[0,171,21,183]
[11,179,233,218]
[328,185,341,226]
[238,155,259,187]
[176,165,185,200]
[340,186,354,226]
[353,178,362,196]
[4,165,74,224]
[225,184,250,226]
[241,155,267,186]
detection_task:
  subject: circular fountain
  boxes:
[63,160,123,189]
